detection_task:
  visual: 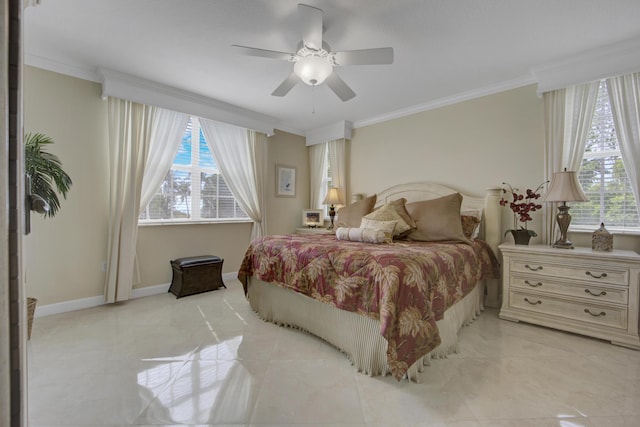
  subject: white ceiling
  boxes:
[24,0,640,135]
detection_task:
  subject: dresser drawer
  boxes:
[510,259,629,286]
[510,275,629,305]
[509,291,627,330]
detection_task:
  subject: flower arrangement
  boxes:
[499,181,547,237]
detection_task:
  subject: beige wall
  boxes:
[350,84,640,252]
[136,222,252,287]
[351,85,547,241]
[267,130,310,235]
[352,85,545,196]
[24,67,308,305]
[24,67,110,305]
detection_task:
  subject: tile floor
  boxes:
[28,279,640,426]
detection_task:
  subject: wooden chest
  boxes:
[169,255,226,298]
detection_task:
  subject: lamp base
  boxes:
[327,205,336,231]
[552,239,575,249]
[553,204,574,249]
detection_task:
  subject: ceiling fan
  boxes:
[232,3,393,102]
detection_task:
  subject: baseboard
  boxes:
[34,271,238,318]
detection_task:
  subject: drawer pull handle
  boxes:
[524,264,543,271]
[525,280,542,287]
[584,289,607,297]
[524,298,542,305]
[585,271,607,279]
[584,308,606,317]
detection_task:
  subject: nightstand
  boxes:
[499,243,640,350]
[295,227,333,235]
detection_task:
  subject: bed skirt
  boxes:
[246,278,485,382]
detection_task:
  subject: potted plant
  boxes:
[24,132,72,338]
[499,181,546,245]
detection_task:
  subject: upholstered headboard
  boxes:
[373,182,500,248]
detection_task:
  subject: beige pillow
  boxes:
[461,215,481,239]
[335,194,377,229]
[462,208,483,239]
[390,198,417,230]
[360,218,398,243]
[363,202,412,237]
[405,193,470,243]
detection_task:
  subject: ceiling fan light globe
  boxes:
[294,55,333,86]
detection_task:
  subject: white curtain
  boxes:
[327,139,347,205]
[309,142,327,209]
[542,81,599,244]
[542,89,566,244]
[607,72,640,214]
[248,130,268,238]
[139,108,190,211]
[562,82,600,169]
[105,99,156,302]
[199,119,266,240]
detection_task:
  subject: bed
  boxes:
[238,182,502,381]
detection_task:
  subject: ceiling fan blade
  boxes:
[232,45,294,61]
[332,47,394,66]
[325,72,356,102]
[271,72,301,97]
[298,4,323,50]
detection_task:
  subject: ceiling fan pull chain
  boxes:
[312,84,316,114]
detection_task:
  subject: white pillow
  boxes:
[336,227,387,244]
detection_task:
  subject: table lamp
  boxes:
[323,187,343,230]
[541,169,589,249]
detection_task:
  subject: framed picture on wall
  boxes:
[302,209,323,227]
[276,164,296,197]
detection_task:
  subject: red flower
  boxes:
[500,181,547,231]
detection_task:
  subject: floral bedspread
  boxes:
[238,234,499,379]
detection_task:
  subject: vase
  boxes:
[510,229,532,245]
[592,222,613,252]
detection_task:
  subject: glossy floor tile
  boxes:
[28,279,640,426]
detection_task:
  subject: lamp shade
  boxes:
[294,55,333,86]
[541,170,589,203]
[323,187,343,205]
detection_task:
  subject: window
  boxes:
[322,145,333,214]
[139,117,248,223]
[324,144,333,187]
[572,80,639,230]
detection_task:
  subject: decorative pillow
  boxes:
[405,193,470,244]
[363,202,412,237]
[390,198,417,230]
[335,194,377,230]
[359,218,398,243]
[462,208,483,239]
[335,227,386,244]
[461,215,481,239]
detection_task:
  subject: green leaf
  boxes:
[24,133,72,218]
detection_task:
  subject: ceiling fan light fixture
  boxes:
[294,55,333,86]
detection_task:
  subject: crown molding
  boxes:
[25,53,101,83]
[305,120,353,146]
[31,35,640,136]
[24,54,279,135]
[100,68,276,136]
[271,123,305,137]
[352,74,535,129]
[533,36,640,95]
